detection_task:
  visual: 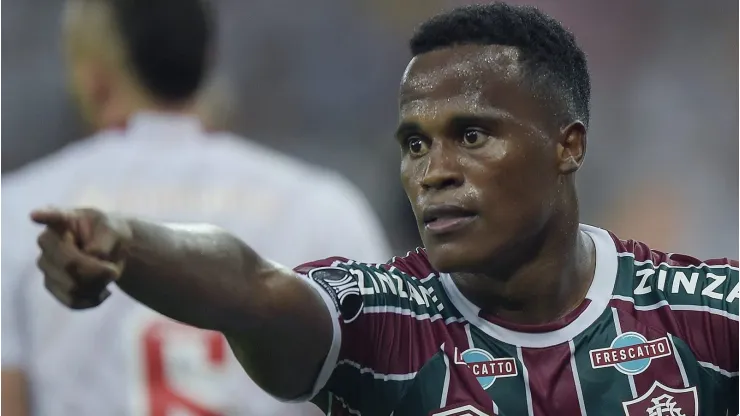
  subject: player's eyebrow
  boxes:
[394,121,422,142]
[447,113,510,130]
[395,111,513,141]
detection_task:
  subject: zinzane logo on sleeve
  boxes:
[310,267,364,323]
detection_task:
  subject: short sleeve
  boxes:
[294,256,442,415]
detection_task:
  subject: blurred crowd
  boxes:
[3,0,737,257]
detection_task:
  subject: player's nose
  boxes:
[420,142,463,191]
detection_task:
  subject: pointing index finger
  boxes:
[30,208,71,231]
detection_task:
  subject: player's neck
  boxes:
[451,212,596,326]
[96,91,197,130]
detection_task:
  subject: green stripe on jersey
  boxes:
[670,335,736,415]
[572,308,636,416]
[324,362,413,415]
[469,326,530,416]
[612,255,739,313]
[393,351,449,416]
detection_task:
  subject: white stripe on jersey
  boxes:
[698,361,740,378]
[439,343,451,408]
[335,359,418,381]
[516,346,535,416]
[611,295,739,321]
[617,251,740,271]
[362,305,467,324]
[611,308,638,398]
[668,335,690,387]
[568,339,588,416]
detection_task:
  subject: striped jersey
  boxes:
[297,225,738,416]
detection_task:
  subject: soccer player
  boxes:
[3,0,389,415]
[29,3,737,416]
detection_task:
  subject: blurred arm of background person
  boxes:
[1,0,390,415]
[1,266,31,416]
[0,373,30,416]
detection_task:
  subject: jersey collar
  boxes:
[440,224,619,348]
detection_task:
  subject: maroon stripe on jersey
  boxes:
[479,299,592,333]
[293,257,351,274]
[386,248,435,279]
[612,307,688,395]
[338,312,471,376]
[520,343,582,416]
[610,235,653,262]
[610,233,738,268]
[610,298,738,374]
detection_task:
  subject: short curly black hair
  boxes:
[409,3,590,127]
[110,0,214,102]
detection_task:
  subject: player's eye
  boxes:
[461,128,489,147]
[405,136,430,156]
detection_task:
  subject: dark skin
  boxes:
[397,44,596,324]
[31,43,594,401]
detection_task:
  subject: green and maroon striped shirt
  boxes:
[296,225,738,416]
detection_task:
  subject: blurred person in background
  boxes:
[1,0,390,415]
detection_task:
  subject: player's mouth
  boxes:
[422,204,478,235]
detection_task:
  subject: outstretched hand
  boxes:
[31,207,132,309]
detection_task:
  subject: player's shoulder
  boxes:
[207,131,369,201]
[294,248,434,278]
[207,132,345,184]
[3,130,124,225]
[607,230,739,313]
[295,249,451,322]
[1,134,116,265]
[4,130,122,190]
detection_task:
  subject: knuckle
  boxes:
[42,278,53,292]
[77,207,101,218]
[36,231,49,248]
[70,295,102,310]
[36,255,46,271]
[69,301,92,310]
[43,280,73,306]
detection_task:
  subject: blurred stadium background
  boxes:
[3,0,737,257]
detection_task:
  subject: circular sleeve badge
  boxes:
[309,267,364,323]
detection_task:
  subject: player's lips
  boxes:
[422,204,478,235]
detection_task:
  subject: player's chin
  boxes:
[424,241,487,274]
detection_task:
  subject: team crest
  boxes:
[622,382,698,416]
[309,267,364,323]
[590,332,672,375]
[453,347,517,390]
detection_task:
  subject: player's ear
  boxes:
[556,121,587,174]
[90,64,114,108]
[71,61,105,107]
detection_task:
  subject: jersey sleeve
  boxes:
[293,256,440,415]
[676,256,740,413]
[625,248,740,394]
[668,255,738,381]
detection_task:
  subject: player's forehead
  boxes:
[398,44,527,121]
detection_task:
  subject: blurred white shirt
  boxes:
[2,112,391,416]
